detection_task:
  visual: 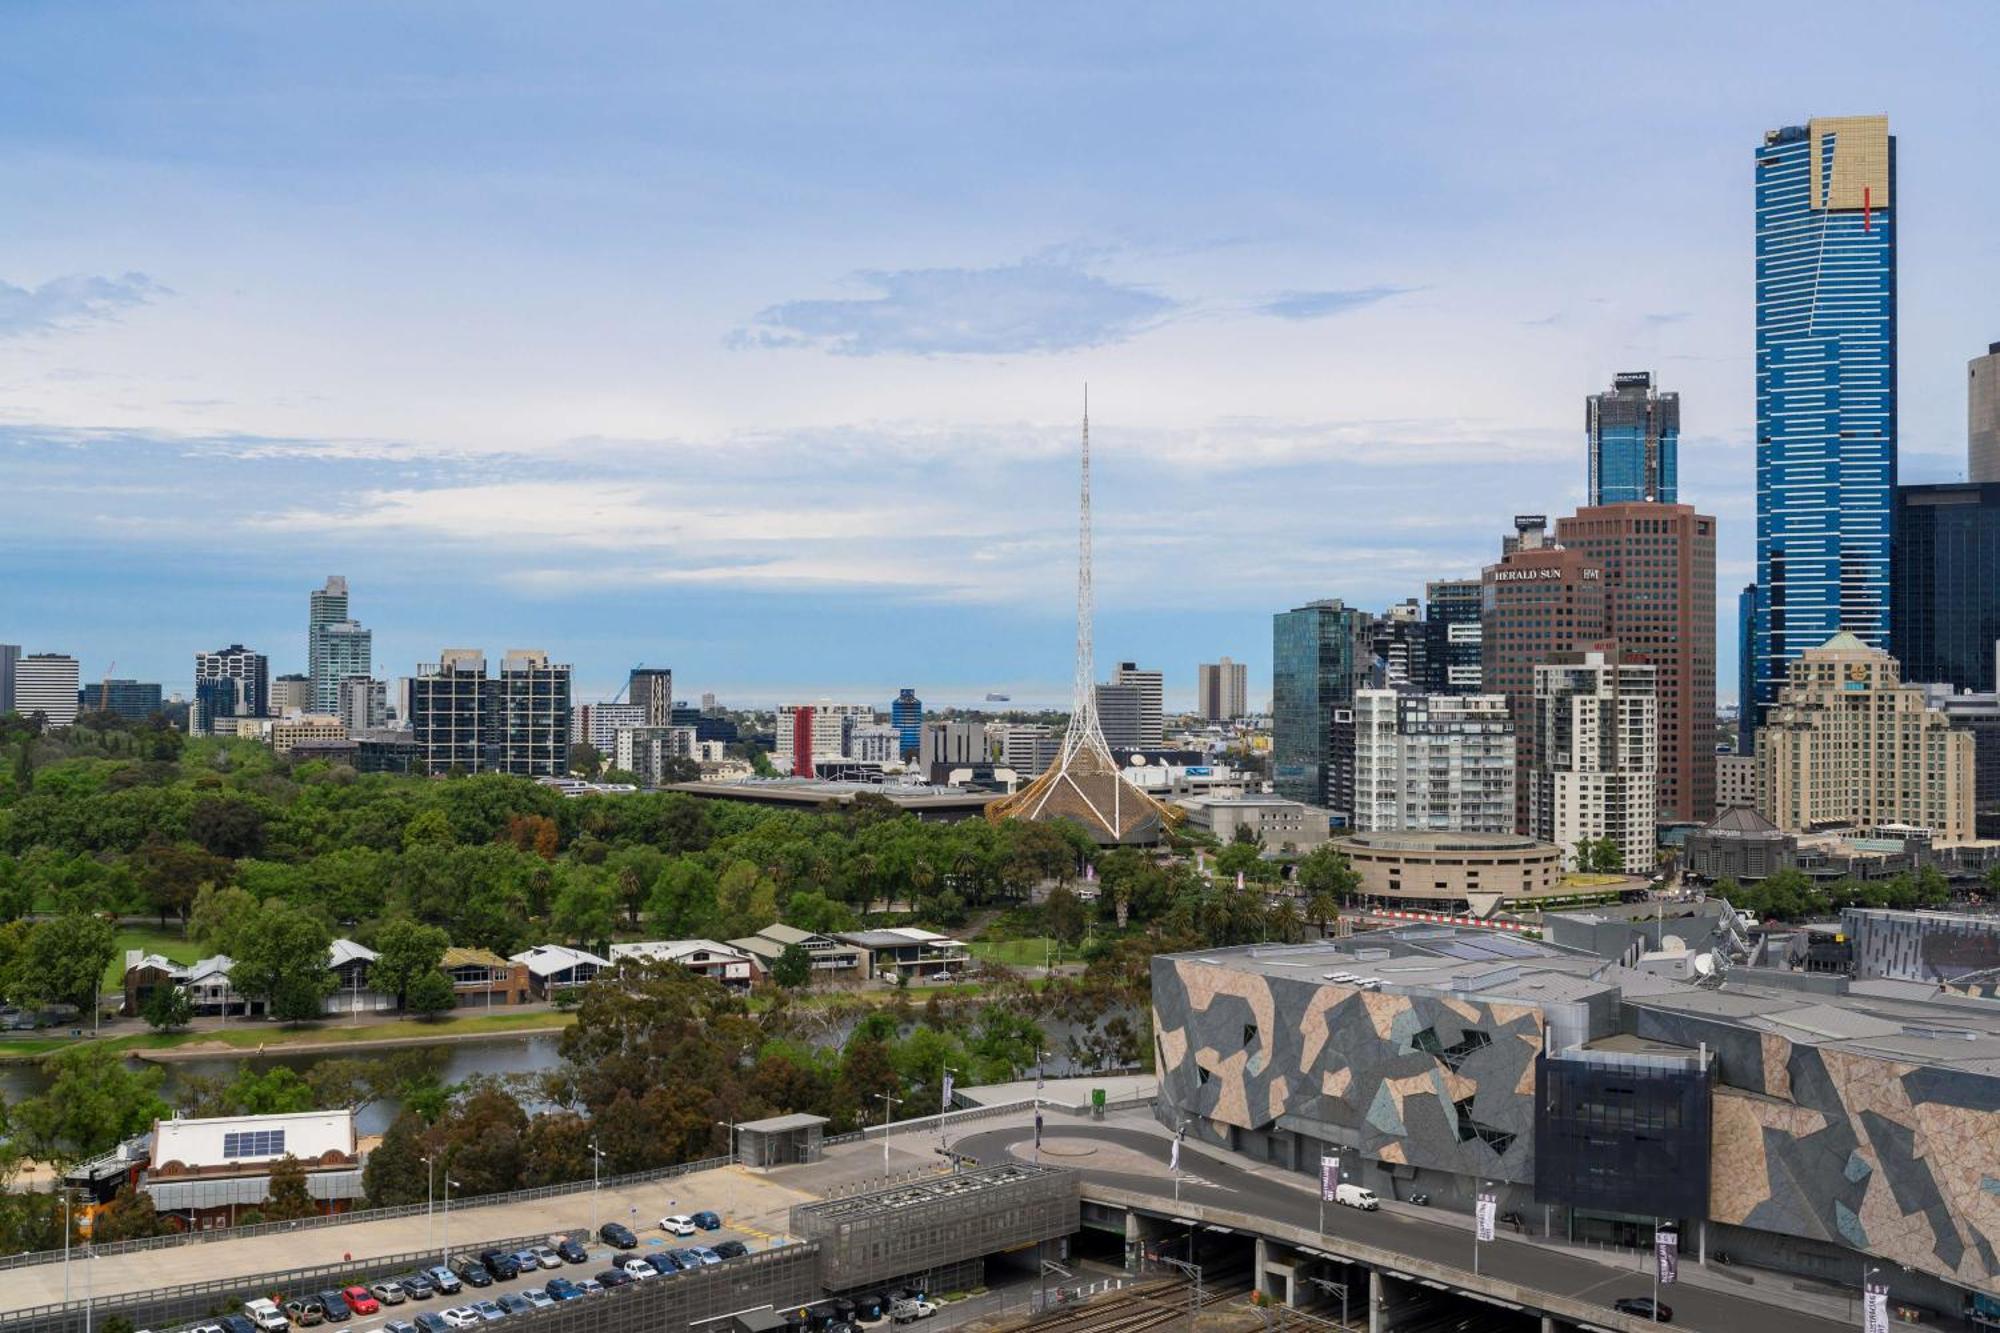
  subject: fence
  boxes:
[0,1155,735,1276]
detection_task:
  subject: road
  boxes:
[950,1122,1852,1333]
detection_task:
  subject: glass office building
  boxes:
[891,688,924,758]
[1272,599,1370,811]
[1750,115,1898,733]
[1586,372,1679,505]
[1892,483,2000,693]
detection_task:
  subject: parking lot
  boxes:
[153,1208,789,1333]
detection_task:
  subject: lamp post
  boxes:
[422,1153,435,1254]
[442,1175,460,1267]
[1473,1179,1497,1276]
[590,1138,606,1234]
[715,1119,735,1166]
[940,1067,958,1164]
[875,1092,901,1176]
[60,1188,71,1306]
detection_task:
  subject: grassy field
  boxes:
[967,936,1058,968]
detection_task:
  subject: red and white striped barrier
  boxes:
[1354,908,1532,933]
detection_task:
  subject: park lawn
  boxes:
[967,937,1057,968]
[103,924,203,991]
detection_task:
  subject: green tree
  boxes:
[91,1184,170,1241]
[226,899,335,1022]
[260,1154,319,1220]
[551,865,617,949]
[370,918,450,1010]
[771,942,812,990]
[8,1045,168,1166]
[568,743,605,780]
[140,981,193,1032]
[13,913,116,1013]
[361,1110,432,1207]
[647,859,720,937]
[406,967,456,1018]
[1294,845,1360,903]
[1044,885,1086,944]
[228,1066,315,1115]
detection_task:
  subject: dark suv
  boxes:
[479,1249,522,1281]
[598,1222,637,1249]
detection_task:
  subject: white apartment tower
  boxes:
[15,653,80,728]
[1196,658,1249,721]
[1531,651,1658,873]
[1351,689,1515,834]
[1111,661,1164,746]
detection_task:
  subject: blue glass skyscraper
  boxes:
[1750,115,1897,732]
[1586,371,1678,504]
[891,687,924,759]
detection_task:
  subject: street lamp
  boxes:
[60,1188,72,1305]
[442,1175,461,1266]
[875,1092,902,1176]
[939,1068,959,1165]
[590,1138,607,1233]
[422,1153,436,1254]
[715,1119,735,1166]
[1473,1179,1497,1276]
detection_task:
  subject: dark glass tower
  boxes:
[1272,599,1370,814]
[1586,372,1679,504]
[891,688,924,759]
[1750,115,1898,733]
[1892,484,2000,693]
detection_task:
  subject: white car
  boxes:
[660,1215,696,1237]
[620,1258,660,1280]
[521,1291,555,1310]
[439,1310,481,1330]
[528,1246,563,1271]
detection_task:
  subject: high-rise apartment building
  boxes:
[1750,115,1898,734]
[0,644,18,715]
[1111,662,1164,745]
[194,644,269,732]
[628,667,674,726]
[1481,518,1609,832]
[991,722,1060,777]
[270,673,313,715]
[1971,342,2000,484]
[1532,651,1659,873]
[336,676,389,733]
[1369,600,1427,692]
[1273,599,1372,813]
[1196,659,1249,721]
[615,724,698,785]
[572,702,647,754]
[16,653,80,728]
[1757,633,1973,842]
[1351,689,1515,834]
[1892,483,2000,693]
[848,723,902,765]
[1586,372,1679,505]
[1555,503,1718,824]
[776,703,857,774]
[891,688,924,757]
[918,720,988,775]
[408,648,570,776]
[308,577,373,713]
[1423,580,1483,694]
[79,680,163,721]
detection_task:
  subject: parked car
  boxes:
[595,1269,634,1290]
[402,1273,437,1300]
[281,1300,323,1327]
[575,1279,604,1297]
[448,1257,491,1288]
[220,1314,257,1333]
[620,1258,660,1281]
[545,1280,585,1303]
[690,1209,721,1230]
[315,1294,353,1324]
[687,1247,722,1267]
[1611,1297,1672,1323]
[414,1313,452,1333]
[372,1281,408,1306]
[521,1290,555,1311]
[384,1322,418,1333]
[469,1300,506,1323]
[527,1245,563,1271]
[660,1214,697,1237]
[712,1241,749,1260]
[428,1267,464,1295]
[244,1300,290,1332]
[647,1252,688,1275]
[437,1309,480,1330]
[479,1250,522,1281]
[554,1236,589,1265]
[495,1295,533,1317]
[342,1288,381,1317]
[1334,1184,1379,1211]
[598,1222,637,1249]
[890,1300,937,1325]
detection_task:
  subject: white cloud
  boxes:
[0,272,166,339]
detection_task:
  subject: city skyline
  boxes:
[3,7,1997,704]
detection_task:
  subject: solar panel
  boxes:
[222,1128,286,1159]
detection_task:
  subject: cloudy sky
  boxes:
[3,3,1996,708]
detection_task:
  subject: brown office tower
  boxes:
[1482,516,1608,833]
[1555,504,1717,824]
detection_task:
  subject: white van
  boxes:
[1334,1184,1379,1211]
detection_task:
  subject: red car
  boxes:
[341,1288,381,1317]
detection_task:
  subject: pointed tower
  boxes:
[987,394,1177,844]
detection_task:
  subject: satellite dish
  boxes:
[1692,952,1717,978]
[1661,933,1690,954]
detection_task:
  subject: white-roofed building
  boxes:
[325,938,395,1013]
[834,927,970,981]
[144,1109,363,1229]
[119,950,262,1019]
[510,943,611,997]
[608,939,763,989]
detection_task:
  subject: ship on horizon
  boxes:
[984,692,1011,702]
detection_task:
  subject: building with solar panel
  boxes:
[66,1109,368,1230]
[1151,920,2000,1318]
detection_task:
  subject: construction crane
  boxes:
[609,663,644,706]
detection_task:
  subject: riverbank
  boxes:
[0,1008,577,1063]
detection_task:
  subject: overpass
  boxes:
[0,1097,1868,1333]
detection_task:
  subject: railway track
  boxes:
[1009,1274,1250,1333]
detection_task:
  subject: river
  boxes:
[0,1035,568,1137]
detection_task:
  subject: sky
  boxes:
[2,3,1997,710]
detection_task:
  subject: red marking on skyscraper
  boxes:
[1863,185,1871,232]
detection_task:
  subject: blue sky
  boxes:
[2,3,1996,708]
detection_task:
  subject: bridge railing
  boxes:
[0,1153,734,1275]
